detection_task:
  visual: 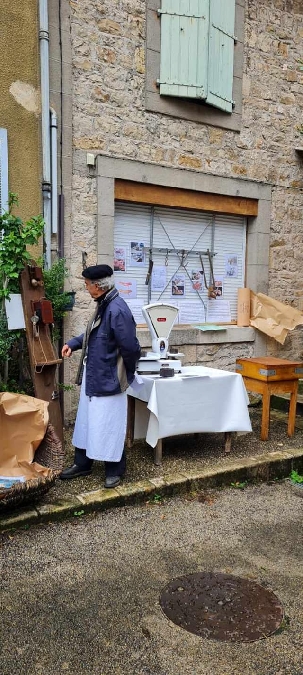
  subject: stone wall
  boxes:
[61,0,303,419]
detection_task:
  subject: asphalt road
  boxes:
[1,482,303,675]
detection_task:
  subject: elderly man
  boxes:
[60,264,141,488]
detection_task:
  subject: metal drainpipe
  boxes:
[39,0,52,268]
[50,108,58,236]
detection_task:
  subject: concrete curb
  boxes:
[1,447,303,531]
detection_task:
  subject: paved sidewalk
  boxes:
[1,408,303,532]
[1,482,303,675]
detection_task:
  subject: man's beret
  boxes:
[82,264,113,280]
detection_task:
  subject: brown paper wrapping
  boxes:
[250,292,303,344]
[0,392,52,479]
[237,288,251,326]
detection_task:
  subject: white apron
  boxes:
[72,366,127,462]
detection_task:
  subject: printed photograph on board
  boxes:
[171,274,185,297]
[214,277,224,297]
[113,246,126,272]
[191,269,204,292]
[225,254,238,278]
[116,279,137,299]
[130,241,145,266]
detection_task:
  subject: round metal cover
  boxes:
[159,572,284,642]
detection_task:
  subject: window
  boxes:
[0,128,8,215]
[159,0,236,113]
[114,201,246,325]
[97,155,271,325]
[146,0,244,130]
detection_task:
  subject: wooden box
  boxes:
[236,357,303,383]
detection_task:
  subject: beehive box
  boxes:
[236,357,303,382]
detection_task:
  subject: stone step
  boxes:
[271,394,303,416]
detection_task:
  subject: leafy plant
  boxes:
[43,258,74,325]
[290,470,303,484]
[0,193,44,303]
[0,194,44,391]
[230,480,248,490]
[148,493,162,504]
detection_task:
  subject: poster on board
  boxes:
[214,277,224,297]
[225,255,238,278]
[114,246,126,272]
[171,274,185,297]
[130,241,146,266]
[127,300,145,324]
[206,299,231,323]
[191,270,204,292]
[116,279,137,299]
[151,266,166,292]
[178,302,205,324]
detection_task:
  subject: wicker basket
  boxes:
[0,423,64,511]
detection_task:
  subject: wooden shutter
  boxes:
[206,0,236,112]
[0,129,8,215]
[159,0,209,99]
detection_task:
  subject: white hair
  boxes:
[94,275,115,291]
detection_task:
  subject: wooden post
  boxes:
[224,432,232,453]
[154,439,163,466]
[20,266,63,443]
[126,395,135,448]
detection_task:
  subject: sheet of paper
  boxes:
[171,273,185,297]
[5,294,26,330]
[191,269,204,292]
[192,324,227,331]
[225,254,238,278]
[130,241,146,267]
[116,278,137,299]
[178,302,205,324]
[113,246,126,272]
[206,299,231,323]
[127,300,145,324]
[151,266,166,292]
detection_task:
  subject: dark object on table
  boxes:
[160,365,174,378]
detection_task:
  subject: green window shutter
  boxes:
[206,0,236,112]
[159,0,210,100]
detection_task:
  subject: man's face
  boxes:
[84,279,105,299]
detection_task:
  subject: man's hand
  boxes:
[62,344,72,358]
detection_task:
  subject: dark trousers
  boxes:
[74,447,126,478]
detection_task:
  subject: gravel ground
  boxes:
[42,406,303,503]
[1,481,303,675]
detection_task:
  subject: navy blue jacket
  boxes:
[67,288,141,397]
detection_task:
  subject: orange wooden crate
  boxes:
[236,357,303,441]
[236,357,303,383]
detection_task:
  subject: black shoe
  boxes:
[104,475,121,489]
[60,464,92,480]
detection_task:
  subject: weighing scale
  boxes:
[137,303,183,374]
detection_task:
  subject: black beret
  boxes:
[82,264,113,280]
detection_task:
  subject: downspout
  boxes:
[50,108,58,236]
[39,0,52,268]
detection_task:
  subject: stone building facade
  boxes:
[48,0,303,419]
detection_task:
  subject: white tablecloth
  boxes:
[128,366,252,448]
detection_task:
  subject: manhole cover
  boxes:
[159,572,284,642]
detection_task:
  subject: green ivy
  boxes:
[0,193,44,302]
[43,257,74,326]
[0,194,44,392]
